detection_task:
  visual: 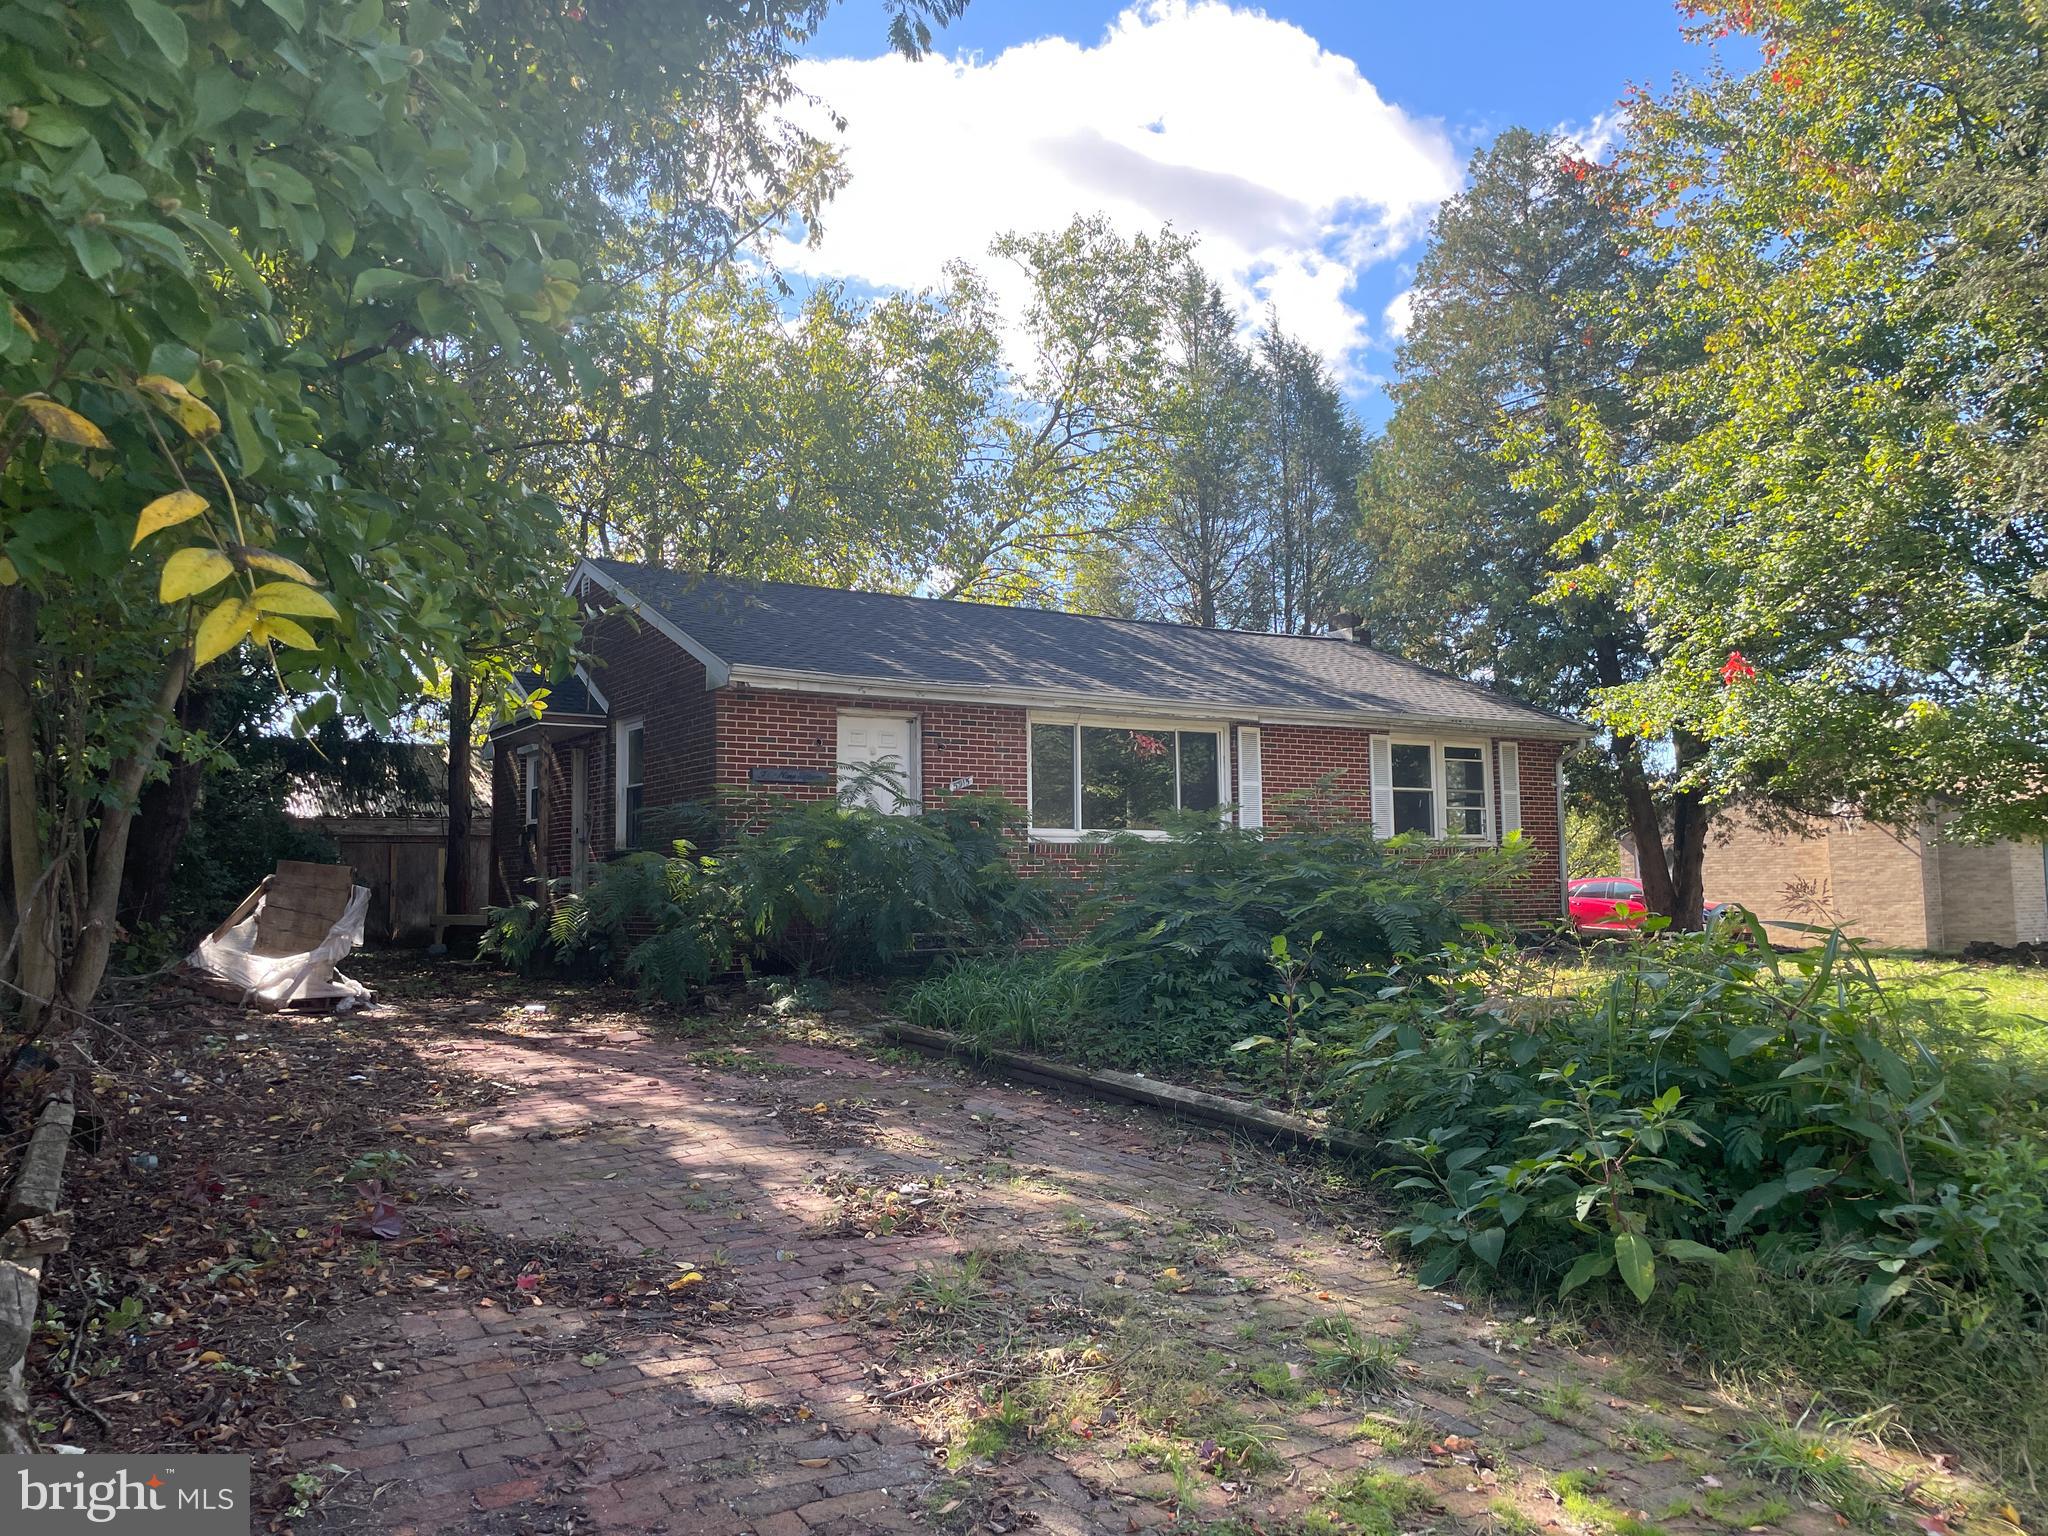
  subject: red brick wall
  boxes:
[582,601,716,855]
[1500,737,1566,925]
[697,685,1567,923]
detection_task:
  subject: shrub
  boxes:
[1341,921,2048,1332]
[719,791,1046,977]
[478,896,555,974]
[1054,802,1529,1074]
[546,848,736,1003]
[506,789,1046,992]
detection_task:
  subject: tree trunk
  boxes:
[1664,731,1710,931]
[117,683,216,930]
[1613,737,1678,916]
[0,588,55,1037]
[55,648,192,1018]
[444,669,472,918]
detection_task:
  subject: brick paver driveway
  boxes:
[304,983,1849,1536]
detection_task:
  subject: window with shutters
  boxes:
[1378,738,1495,843]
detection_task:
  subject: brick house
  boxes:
[486,561,1589,924]
[1623,809,2048,951]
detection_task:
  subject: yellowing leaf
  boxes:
[160,547,233,602]
[8,306,34,338]
[132,489,209,547]
[136,373,221,437]
[0,555,15,587]
[235,547,314,583]
[194,596,257,666]
[21,397,111,449]
[250,580,338,620]
[251,614,317,649]
[666,1271,706,1291]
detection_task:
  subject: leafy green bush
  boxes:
[546,848,736,1003]
[1342,922,2048,1335]
[719,791,1046,977]
[1055,804,1529,1074]
[495,790,1046,993]
[478,897,555,974]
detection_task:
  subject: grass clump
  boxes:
[900,952,1088,1052]
[1551,1470,1664,1536]
[1306,1316,1409,1393]
[1732,1416,1895,1528]
[1305,1469,1437,1536]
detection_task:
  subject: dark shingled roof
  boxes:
[512,670,600,717]
[585,561,1584,737]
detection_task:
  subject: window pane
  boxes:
[624,785,644,849]
[1390,742,1433,790]
[1030,724,1075,828]
[1081,726,1175,831]
[1444,746,1486,837]
[1177,732,1220,811]
[625,725,644,786]
[1393,787,1434,836]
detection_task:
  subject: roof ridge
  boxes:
[597,557,1370,647]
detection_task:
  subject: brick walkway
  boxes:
[302,990,1857,1536]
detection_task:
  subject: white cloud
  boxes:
[1382,286,1416,342]
[1555,108,1624,164]
[779,0,1459,375]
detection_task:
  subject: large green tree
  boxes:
[1360,129,1717,921]
[0,0,964,1031]
[1582,0,2048,845]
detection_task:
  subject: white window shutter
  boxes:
[1237,726,1263,830]
[1498,741,1522,839]
[1370,734,1394,838]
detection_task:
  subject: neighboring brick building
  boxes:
[487,562,1588,925]
[1621,808,2048,951]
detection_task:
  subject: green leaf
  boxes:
[123,0,190,67]
[1613,1232,1655,1303]
[1415,1246,1461,1289]
[1724,1179,1790,1237]
[352,267,420,302]
[1658,1238,1726,1267]
[1468,1226,1506,1269]
[172,210,272,310]
[1557,1251,1614,1298]
[259,0,307,27]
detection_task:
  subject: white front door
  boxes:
[836,712,918,813]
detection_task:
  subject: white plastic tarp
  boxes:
[187,884,372,1008]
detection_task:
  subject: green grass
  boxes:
[1863,954,2048,1062]
[1534,948,2048,1064]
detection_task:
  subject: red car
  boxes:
[1568,876,1649,935]
[1567,877,1735,937]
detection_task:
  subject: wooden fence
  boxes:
[295,816,491,946]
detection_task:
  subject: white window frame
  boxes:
[519,747,541,832]
[613,716,645,849]
[1025,712,1228,842]
[1382,736,1494,843]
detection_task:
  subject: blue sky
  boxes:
[779,2,1745,424]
